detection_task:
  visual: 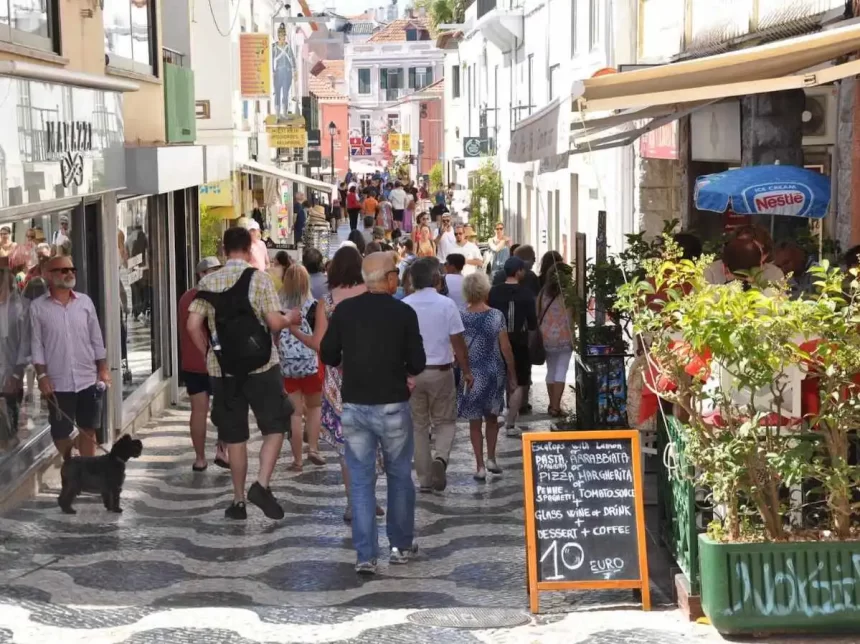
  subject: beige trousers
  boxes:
[410,368,457,487]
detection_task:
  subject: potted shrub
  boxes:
[616,244,860,634]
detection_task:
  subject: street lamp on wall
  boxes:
[328,121,337,183]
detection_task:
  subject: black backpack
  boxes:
[195,268,272,377]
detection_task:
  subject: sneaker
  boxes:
[224,501,247,520]
[486,459,503,475]
[389,543,419,564]
[431,457,447,491]
[473,468,486,481]
[248,482,285,520]
[355,560,377,575]
[506,426,522,438]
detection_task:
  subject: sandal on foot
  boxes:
[307,450,326,466]
[287,462,303,472]
[192,463,208,472]
[213,457,230,469]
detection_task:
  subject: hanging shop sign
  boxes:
[239,33,272,98]
[464,137,483,158]
[509,98,564,164]
[639,121,678,160]
[268,126,308,148]
[389,133,412,152]
[199,179,233,208]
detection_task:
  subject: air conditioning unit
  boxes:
[802,87,837,147]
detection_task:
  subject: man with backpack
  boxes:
[187,227,302,520]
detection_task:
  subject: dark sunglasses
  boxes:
[50,267,77,275]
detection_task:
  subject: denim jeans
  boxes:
[342,401,415,563]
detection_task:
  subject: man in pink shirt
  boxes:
[247,220,270,272]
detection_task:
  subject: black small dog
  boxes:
[58,434,143,514]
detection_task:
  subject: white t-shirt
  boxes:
[445,273,467,310]
[457,241,483,276]
[704,260,784,285]
[403,287,465,366]
[436,229,458,261]
[389,188,408,210]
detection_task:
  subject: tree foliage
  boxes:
[414,0,466,31]
[469,159,502,241]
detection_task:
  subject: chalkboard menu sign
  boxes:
[522,430,650,613]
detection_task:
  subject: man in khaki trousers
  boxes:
[404,258,473,492]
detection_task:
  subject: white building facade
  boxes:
[345,17,444,173]
[444,0,637,261]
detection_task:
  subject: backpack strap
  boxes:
[232,267,257,295]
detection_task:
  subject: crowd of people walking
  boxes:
[179,178,575,575]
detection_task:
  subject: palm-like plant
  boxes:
[415,0,467,31]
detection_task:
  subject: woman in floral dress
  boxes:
[290,246,383,522]
[457,272,516,481]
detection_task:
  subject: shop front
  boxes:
[0,70,134,505]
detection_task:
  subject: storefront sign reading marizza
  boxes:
[46,121,94,188]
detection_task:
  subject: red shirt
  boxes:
[347,192,360,209]
[178,288,207,373]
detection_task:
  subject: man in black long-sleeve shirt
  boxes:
[320,251,426,575]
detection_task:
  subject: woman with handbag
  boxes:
[279,265,326,471]
[537,264,575,417]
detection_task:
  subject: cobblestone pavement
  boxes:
[0,369,849,642]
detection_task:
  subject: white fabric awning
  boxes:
[570,22,860,153]
[241,160,335,194]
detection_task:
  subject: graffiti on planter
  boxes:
[725,555,860,617]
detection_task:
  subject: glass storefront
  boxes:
[0,209,80,461]
[117,197,162,400]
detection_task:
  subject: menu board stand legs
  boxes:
[522,430,652,614]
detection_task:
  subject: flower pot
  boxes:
[699,534,860,635]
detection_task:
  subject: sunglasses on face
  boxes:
[50,267,76,275]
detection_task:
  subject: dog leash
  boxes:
[42,390,110,456]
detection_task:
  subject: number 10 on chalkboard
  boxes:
[521,430,651,613]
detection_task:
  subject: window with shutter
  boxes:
[380,69,388,89]
[426,68,434,86]
[408,68,416,89]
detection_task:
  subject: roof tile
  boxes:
[366,17,431,43]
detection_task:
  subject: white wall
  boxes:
[449,0,637,262]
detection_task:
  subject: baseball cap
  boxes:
[246,220,261,231]
[504,256,526,277]
[196,257,221,274]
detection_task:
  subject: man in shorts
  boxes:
[178,256,229,472]
[187,227,302,520]
[30,256,110,459]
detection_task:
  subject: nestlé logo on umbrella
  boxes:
[744,182,813,217]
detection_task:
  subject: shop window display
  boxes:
[118,197,161,399]
[0,210,76,461]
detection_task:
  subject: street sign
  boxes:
[268,127,307,148]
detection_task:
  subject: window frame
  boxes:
[387,113,400,131]
[452,65,461,98]
[589,0,600,51]
[104,0,159,77]
[359,114,371,138]
[549,64,560,101]
[0,0,60,53]
[527,54,534,116]
[571,1,578,57]
[357,67,371,95]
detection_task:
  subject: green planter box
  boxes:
[699,534,860,634]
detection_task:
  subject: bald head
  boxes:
[362,251,398,294]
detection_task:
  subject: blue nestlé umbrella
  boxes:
[694,165,831,219]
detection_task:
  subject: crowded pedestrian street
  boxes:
[0,387,848,644]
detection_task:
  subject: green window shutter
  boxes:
[380,69,388,89]
[409,68,416,89]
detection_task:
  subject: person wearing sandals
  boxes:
[458,272,517,480]
[538,264,575,417]
[289,246,385,522]
[178,257,229,472]
[278,265,326,471]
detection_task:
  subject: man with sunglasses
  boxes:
[30,256,109,460]
[454,224,483,276]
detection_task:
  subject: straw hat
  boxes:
[308,204,328,226]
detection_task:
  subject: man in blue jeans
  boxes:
[320,251,426,574]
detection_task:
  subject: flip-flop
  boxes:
[307,450,326,466]
[192,463,208,472]
[213,457,230,469]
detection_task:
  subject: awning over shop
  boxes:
[570,22,860,154]
[240,160,335,195]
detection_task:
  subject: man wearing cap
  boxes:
[179,257,229,472]
[489,256,537,437]
[247,220,270,273]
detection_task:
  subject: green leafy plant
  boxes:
[414,0,466,31]
[429,161,444,193]
[616,244,860,542]
[199,205,224,259]
[469,159,502,241]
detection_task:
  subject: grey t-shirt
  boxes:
[309,272,328,300]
